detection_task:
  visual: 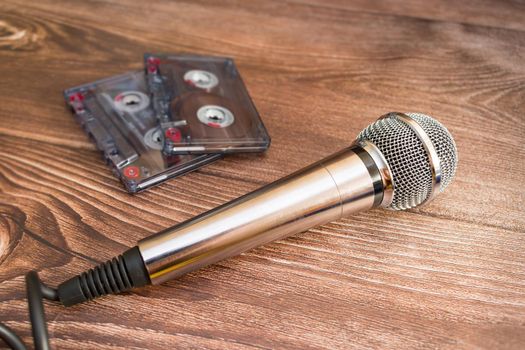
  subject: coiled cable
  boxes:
[0,271,58,350]
[0,247,150,349]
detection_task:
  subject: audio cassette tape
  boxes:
[145,53,271,155]
[64,71,222,193]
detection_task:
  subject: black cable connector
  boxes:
[0,246,150,349]
[58,246,150,307]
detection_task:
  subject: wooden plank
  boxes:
[0,1,524,349]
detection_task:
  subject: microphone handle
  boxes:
[139,144,384,285]
[58,143,385,306]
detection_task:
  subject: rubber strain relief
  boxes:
[57,246,150,307]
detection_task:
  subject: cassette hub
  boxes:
[114,91,149,113]
[197,105,235,128]
[183,69,219,90]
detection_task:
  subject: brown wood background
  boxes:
[0,0,524,349]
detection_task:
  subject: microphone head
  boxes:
[357,112,458,210]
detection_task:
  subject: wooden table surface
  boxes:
[0,1,524,349]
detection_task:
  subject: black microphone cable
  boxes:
[0,271,58,350]
[0,247,149,349]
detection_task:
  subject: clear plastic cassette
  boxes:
[145,53,271,155]
[64,71,222,193]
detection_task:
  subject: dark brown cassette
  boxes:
[145,53,271,155]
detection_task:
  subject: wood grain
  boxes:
[0,0,524,349]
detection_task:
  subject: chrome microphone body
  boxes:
[57,112,458,306]
[139,142,389,284]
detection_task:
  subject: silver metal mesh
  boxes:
[405,113,458,191]
[357,113,458,210]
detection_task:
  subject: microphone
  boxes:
[57,112,458,306]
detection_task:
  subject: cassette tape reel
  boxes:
[145,53,271,155]
[64,71,221,193]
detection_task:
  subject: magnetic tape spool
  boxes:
[169,91,254,142]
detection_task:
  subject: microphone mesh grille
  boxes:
[404,113,458,190]
[357,113,458,210]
